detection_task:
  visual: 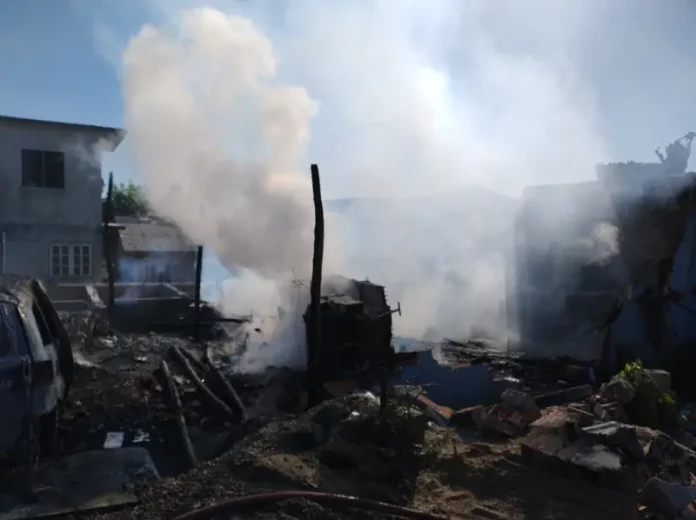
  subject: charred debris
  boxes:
[515,132,696,384]
[7,150,696,519]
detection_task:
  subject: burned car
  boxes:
[0,277,74,463]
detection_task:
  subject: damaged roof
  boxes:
[115,216,197,254]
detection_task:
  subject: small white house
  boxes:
[0,115,124,282]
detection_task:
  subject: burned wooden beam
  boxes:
[307,164,325,408]
[194,245,204,342]
[168,345,238,423]
[160,359,197,468]
[206,364,247,423]
[178,347,206,373]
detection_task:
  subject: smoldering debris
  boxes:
[513,132,696,373]
[36,301,696,520]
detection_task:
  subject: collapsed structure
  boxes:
[513,132,696,378]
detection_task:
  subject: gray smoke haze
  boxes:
[85,0,696,369]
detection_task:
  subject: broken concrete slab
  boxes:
[602,377,635,405]
[0,447,158,520]
[581,422,645,460]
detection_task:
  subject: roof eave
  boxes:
[102,130,127,152]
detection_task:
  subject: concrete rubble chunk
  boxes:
[520,407,640,490]
[646,369,672,394]
[559,440,623,472]
[647,434,696,484]
[580,421,644,460]
[643,477,696,516]
[501,388,541,423]
[602,377,635,405]
[521,407,580,459]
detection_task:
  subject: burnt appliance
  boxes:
[303,277,399,384]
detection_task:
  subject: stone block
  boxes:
[646,369,672,394]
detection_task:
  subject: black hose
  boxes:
[173,490,452,520]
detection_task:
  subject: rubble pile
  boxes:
[9,304,696,519]
[416,359,696,519]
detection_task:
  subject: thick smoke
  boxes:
[122,10,324,278]
[108,0,687,369]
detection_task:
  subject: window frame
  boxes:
[50,244,92,277]
[21,149,66,189]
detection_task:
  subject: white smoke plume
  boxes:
[83,0,695,370]
[121,10,330,278]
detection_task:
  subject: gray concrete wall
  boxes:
[0,118,117,281]
[1,223,102,283]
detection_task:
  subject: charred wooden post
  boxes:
[103,172,116,309]
[179,346,206,373]
[308,164,325,408]
[206,365,247,423]
[194,245,204,342]
[169,346,238,422]
[160,359,197,468]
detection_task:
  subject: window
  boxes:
[31,302,52,346]
[22,149,65,189]
[50,244,91,277]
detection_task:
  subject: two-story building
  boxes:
[0,115,124,282]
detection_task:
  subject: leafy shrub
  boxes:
[619,360,678,428]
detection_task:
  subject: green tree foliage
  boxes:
[104,181,149,217]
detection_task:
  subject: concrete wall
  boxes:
[1,223,103,283]
[0,118,118,281]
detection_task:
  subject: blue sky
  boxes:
[3,0,696,186]
[3,0,696,289]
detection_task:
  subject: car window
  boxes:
[31,302,53,346]
[0,302,25,357]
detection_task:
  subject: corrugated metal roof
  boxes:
[115,216,197,254]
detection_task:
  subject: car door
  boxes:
[0,301,30,454]
[30,280,74,393]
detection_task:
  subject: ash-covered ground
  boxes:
[20,310,650,520]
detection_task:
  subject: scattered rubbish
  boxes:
[133,430,150,444]
[104,432,125,450]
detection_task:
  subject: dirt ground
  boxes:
[48,361,641,520]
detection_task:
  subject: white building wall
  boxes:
[0,117,121,281]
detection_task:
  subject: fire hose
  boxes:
[173,490,453,520]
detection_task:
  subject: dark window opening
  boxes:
[21,149,65,189]
[0,302,23,357]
